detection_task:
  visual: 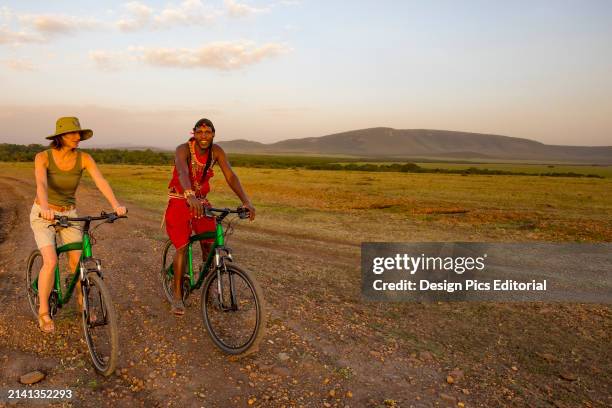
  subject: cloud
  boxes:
[0,26,44,45]
[117,1,153,32]
[224,0,270,18]
[136,41,290,70]
[89,50,126,71]
[90,40,291,71]
[154,0,219,27]
[19,14,102,35]
[0,7,103,45]
[115,0,274,31]
[116,0,220,31]
[3,58,36,71]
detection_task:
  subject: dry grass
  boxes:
[1,161,610,406]
[2,161,611,242]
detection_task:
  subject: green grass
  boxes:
[2,161,610,242]
[337,161,611,177]
[416,162,612,178]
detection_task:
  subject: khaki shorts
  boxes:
[29,203,83,249]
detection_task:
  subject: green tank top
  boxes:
[46,149,83,207]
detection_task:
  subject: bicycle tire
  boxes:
[161,239,192,305]
[201,263,266,355]
[82,272,118,376]
[160,239,175,304]
[25,249,43,320]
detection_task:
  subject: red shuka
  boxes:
[165,139,216,248]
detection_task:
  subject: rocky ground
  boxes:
[0,174,610,407]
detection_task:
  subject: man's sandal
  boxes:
[38,313,55,333]
[171,299,185,316]
[77,294,97,323]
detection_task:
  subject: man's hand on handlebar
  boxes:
[114,205,127,216]
[187,196,203,218]
[205,206,255,221]
[241,202,256,221]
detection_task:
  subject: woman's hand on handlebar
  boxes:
[40,208,55,221]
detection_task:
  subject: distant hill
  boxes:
[87,143,169,152]
[218,128,612,164]
[215,139,267,152]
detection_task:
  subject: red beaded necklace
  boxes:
[188,140,212,193]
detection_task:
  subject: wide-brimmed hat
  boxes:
[46,117,93,140]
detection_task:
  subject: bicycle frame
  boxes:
[188,222,227,290]
[167,218,230,291]
[31,225,97,307]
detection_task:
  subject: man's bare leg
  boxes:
[171,245,187,315]
[199,241,212,267]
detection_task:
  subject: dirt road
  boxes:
[0,174,609,407]
[0,175,448,408]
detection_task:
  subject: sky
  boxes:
[0,0,611,149]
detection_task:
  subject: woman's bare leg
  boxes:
[38,245,58,332]
[38,245,57,316]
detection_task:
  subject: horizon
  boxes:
[1,1,611,147]
[3,126,611,151]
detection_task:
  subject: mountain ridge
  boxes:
[217,127,612,164]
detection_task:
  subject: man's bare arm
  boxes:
[175,144,203,217]
[214,145,256,220]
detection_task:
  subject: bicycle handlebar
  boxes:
[53,211,128,222]
[205,207,250,219]
[38,210,128,227]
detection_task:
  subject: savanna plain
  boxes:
[0,160,610,408]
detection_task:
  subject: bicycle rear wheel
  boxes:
[82,272,118,376]
[161,239,196,305]
[160,239,175,304]
[201,263,266,355]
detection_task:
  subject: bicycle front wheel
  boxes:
[201,263,266,355]
[82,272,118,376]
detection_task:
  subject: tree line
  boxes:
[0,143,602,178]
[0,143,174,165]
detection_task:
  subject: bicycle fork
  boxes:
[80,257,105,327]
[214,247,238,312]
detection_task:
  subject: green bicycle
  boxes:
[161,206,266,355]
[26,211,127,376]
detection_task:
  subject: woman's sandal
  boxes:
[38,312,55,333]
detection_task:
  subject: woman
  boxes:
[31,117,127,333]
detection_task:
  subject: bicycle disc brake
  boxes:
[217,270,238,312]
[49,291,59,318]
[181,276,191,304]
